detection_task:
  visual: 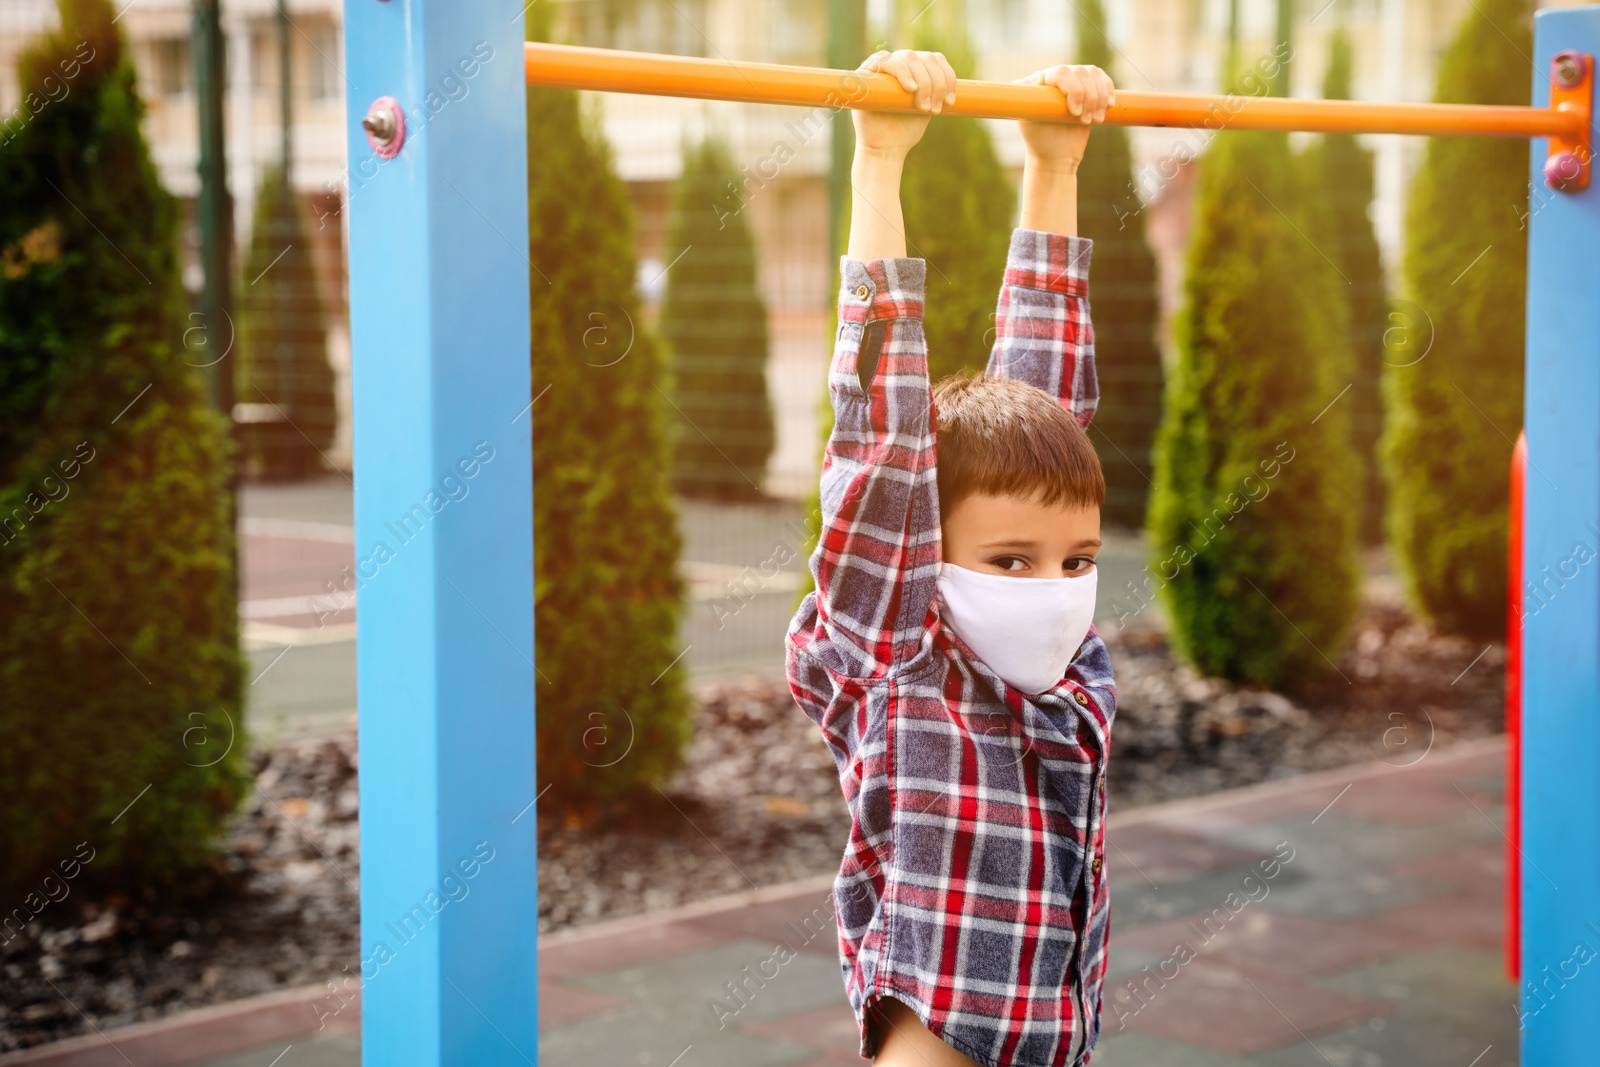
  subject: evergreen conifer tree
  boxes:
[235,164,336,481]
[1073,0,1164,529]
[659,134,774,498]
[1145,119,1360,685]
[0,0,246,897]
[526,7,690,801]
[1383,0,1530,637]
[1304,28,1388,545]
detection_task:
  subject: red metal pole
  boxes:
[1507,430,1526,981]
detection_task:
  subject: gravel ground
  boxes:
[0,591,1506,1052]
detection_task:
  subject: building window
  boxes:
[569,0,710,57]
[308,24,342,103]
[152,37,192,98]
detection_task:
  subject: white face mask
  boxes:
[935,561,1098,695]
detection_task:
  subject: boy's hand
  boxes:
[1013,65,1116,170]
[853,49,959,158]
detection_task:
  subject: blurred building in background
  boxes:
[0,0,1577,493]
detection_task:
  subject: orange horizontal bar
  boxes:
[524,42,1583,141]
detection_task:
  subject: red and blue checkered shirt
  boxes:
[786,228,1115,1066]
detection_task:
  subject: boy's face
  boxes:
[941,491,1101,579]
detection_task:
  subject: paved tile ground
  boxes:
[30,737,1511,1067]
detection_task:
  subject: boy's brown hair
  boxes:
[932,374,1104,511]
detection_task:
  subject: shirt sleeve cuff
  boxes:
[1002,228,1091,297]
[837,256,927,325]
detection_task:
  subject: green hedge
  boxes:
[1145,125,1360,686]
[235,164,336,482]
[526,8,691,802]
[1304,28,1389,546]
[0,0,246,902]
[1074,0,1164,530]
[1382,0,1530,638]
[660,134,774,499]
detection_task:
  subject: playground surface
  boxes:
[6,737,1515,1067]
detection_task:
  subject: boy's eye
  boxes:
[1064,557,1096,576]
[990,556,1028,573]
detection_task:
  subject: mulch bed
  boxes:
[0,591,1506,1051]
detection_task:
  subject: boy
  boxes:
[786,49,1117,1067]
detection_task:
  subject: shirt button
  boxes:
[1091,855,1103,875]
[855,283,871,300]
[1073,691,1089,707]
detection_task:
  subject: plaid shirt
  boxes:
[786,228,1116,1067]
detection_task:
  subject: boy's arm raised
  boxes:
[986,64,1113,429]
[804,50,953,679]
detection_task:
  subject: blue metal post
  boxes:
[343,2,537,1063]
[1523,7,1600,1061]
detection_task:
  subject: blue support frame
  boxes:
[1523,7,1600,1061]
[343,2,537,1063]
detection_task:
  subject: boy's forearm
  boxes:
[1018,156,1078,237]
[847,147,908,261]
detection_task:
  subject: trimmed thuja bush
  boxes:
[525,8,690,802]
[1074,0,1164,530]
[0,0,246,901]
[660,134,774,498]
[1304,28,1388,546]
[901,29,1015,381]
[1144,126,1360,686]
[1383,0,1529,638]
[235,164,336,482]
